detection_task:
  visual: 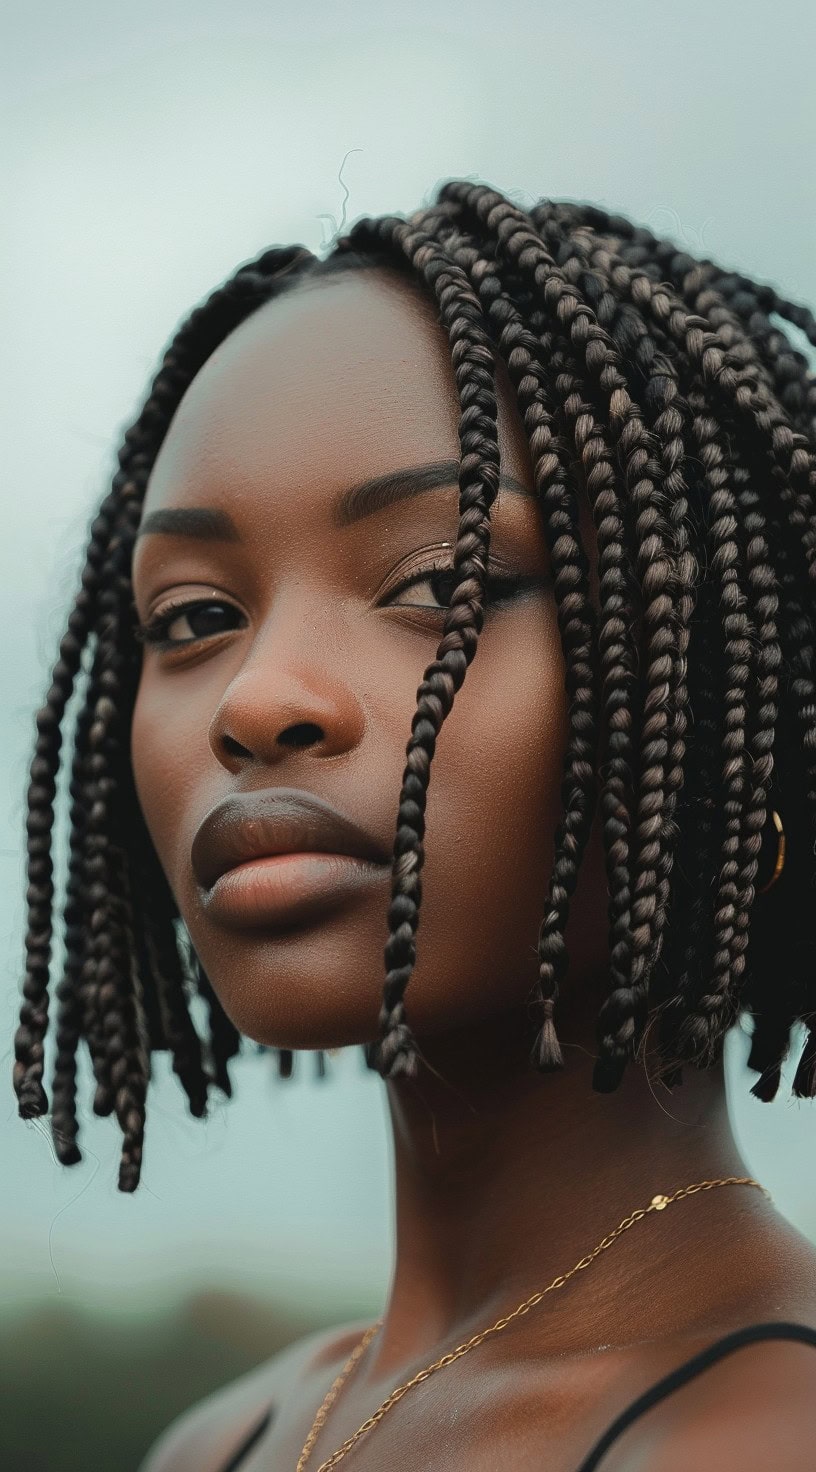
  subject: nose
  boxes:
[206,594,368,769]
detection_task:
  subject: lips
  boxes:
[191,787,393,893]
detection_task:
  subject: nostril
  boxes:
[222,732,251,758]
[277,722,324,748]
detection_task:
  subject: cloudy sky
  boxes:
[3,0,816,1323]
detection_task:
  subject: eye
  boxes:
[134,560,546,652]
[134,598,244,649]
[382,557,543,612]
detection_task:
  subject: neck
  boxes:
[373,1007,759,1374]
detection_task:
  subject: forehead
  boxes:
[139,268,533,527]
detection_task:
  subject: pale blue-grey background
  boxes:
[3,0,816,1336]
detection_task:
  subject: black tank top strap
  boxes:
[574,1320,816,1472]
[219,1405,274,1471]
[217,1323,816,1472]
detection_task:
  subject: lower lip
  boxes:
[200,852,391,929]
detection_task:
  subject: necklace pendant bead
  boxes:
[650,1194,669,1210]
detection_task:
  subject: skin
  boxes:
[132,269,816,1471]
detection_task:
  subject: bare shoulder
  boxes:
[137,1317,371,1472]
[639,1327,816,1472]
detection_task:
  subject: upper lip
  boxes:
[191,787,393,891]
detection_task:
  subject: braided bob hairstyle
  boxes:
[13,180,816,1193]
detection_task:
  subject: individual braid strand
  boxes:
[439,196,640,1085]
[425,213,599,1067]
[442,183,686,1088]
[343,213,502,1078]
[48,692,98,1166]
[569,230,790,1072]
[14,493,122,1117]
[15,248,317,1182]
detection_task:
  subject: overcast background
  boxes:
[2,2,816,1464]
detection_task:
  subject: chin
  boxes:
[185,914,518,1059]
[206,973,382,1055]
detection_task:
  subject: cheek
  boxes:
[403,604,571,1031]
[130,680,157,851]
[130,672,201,894]
[125,604,605,1051]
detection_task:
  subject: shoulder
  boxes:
[136,1318,370,1472]
[639,1327,816,1472]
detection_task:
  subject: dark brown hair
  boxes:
[13,181,816,1191]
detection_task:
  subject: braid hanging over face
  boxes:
[12,182,816,1191]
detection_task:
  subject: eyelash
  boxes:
[134,559,540,652]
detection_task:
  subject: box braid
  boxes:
[412,206,600,1070]
[50,690,101,1166]
[12,182,816,1192]
[330,212,505,1079]
[421,210,643,1081]
[14,244,321,1189]
[536,227,698,960]
[431,182,689,1090]
[595,229,815,1090]
[409,202,664,1075]
[528,209,806,1086]
[550,235,765,1024]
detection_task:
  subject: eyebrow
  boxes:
[134,459,534,540]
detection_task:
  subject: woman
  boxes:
[13,179,816,1469]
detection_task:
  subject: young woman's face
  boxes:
[130,268,608,1054]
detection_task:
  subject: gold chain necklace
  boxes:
[296,1176,770,1471]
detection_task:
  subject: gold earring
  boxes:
[757,808,786,894]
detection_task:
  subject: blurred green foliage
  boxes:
[0,1289,336,1472]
